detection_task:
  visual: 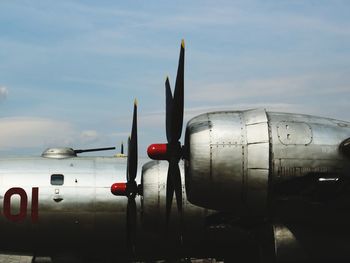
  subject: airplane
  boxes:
[0,40,349,263]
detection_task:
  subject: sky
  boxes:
[0,0,349,156]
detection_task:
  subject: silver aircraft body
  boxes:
[1,41,350,262]
[0,155,137,254]
[0,153,198,259]
[0,152,227,261]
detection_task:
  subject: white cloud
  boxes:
[0,118,125,155]
[0,117,75,150]
[80,130,98,143]
[0,86,8,100]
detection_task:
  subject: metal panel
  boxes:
[211,144,243,206]
[244,109,269,216]
[185,110,270,214]
[244,108,268,125]
[246,123,269,144]
[268,112,350,187]
[185,112,246,211]
[277,122,313,145]
[247,143,269,169]
[189,123,211,184]
[209,112,244,144]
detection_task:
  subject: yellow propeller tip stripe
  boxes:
[134,98,138,106]
[181,39,185,48]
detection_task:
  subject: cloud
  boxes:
[187,72,350,103]
[0,86,8,100]
[0,117,75,150]
[80,130,98,143]
[0,114,137,155]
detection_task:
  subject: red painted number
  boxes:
[3,187,39,223]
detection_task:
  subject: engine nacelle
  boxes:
[185,109,350,216]
[185,109,270,215]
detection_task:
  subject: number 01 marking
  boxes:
[3,187,39,222]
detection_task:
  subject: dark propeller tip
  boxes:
[128,100,138,183]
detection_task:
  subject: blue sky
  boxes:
[0,0,349,156]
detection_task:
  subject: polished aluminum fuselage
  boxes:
[0,157,132,256]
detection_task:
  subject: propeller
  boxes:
[111,100,139,256]
[121,142,124,155]
[147,40,185,224]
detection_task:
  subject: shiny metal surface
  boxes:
[0,156,142,257]
[185,109,269,215]
[185,109,350,217]
[269,112,350,181]
[185,112,245,212]
[41,148,77,159]
[244,109,269,216]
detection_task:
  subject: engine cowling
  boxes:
[184,108,350,217]
[184,109,270,216]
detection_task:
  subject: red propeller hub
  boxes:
[147,143,168,160]
[111,183,127,196]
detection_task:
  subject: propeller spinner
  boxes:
[111,100,139,256]
[147,40,185,224]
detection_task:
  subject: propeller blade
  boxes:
[165,77,173,143]
[166,166,174,225]
[126,137,131,182]
[127,100,138,182]
[126,197,137,255]
[148,40,185,231]
[171,40,185,143]
[165,41,185,223]
[125,101,139,256]
[166,157,183,225]
[172,159,183,213]
[112,101,139,257]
